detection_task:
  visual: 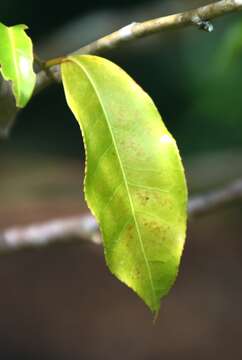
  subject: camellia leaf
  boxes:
[0,22,36,108]
[61,55,187,314]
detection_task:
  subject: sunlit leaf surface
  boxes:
[0,22,36,107]
[61,55,187,313]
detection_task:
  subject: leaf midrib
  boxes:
[70,56,157,309]
[8,27,20,104]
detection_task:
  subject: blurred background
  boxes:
[0,0,242,359]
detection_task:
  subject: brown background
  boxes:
[0,153,241,360]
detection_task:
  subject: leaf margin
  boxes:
[61,54,188,314]
[0,22,36,108]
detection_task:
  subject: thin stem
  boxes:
[45,56,66,68]
[39,0,242,74]
[0,178,242,253]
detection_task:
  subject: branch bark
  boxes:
[35,0,242,92]
[72,0,242,55]
[1,178,242,253]
[188,178,242,218]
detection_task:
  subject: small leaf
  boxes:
[61,55,187,314]
[0,22,36,108]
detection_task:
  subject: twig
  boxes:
[0,215,100,253]
[34,0,242,90]
[72,0,235,54]
[188,177,242,218]
[0,178,242,253]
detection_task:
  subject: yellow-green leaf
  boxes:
[61,55,187,314]
[0,22,36,107]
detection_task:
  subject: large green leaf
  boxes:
[0,22,36,108]
[61,55,187,313]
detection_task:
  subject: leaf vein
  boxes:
[70,57,157,309]
[127,181,169,194]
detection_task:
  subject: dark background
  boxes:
[0,0,242,359]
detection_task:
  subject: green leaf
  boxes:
[61,55,187,314]
[0,22,36,108]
